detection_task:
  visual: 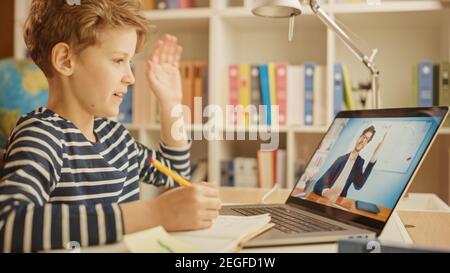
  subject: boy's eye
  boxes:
[114,59,125,64]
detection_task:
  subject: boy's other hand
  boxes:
[155,181,222,232]
[146,34,183,105]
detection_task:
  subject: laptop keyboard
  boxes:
[232,207,346,234]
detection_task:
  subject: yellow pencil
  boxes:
[149,158,192,187]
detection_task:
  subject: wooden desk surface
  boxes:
[219,187,291,204]
[398,210,450,249]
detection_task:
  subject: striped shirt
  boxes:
[0,107,191,252]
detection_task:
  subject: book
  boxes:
[418,61,434,107]
[313,65,327,126]
[228,64,240,125]
[124,215,273,253]
[334,64,344,116]
[250,65,261,125]
[172,214,273,253]
[304,63,315,126]
[257,150,275,188]
[141,0,156,10]
[238,64,251,126]
[259,64,272,125]
[286,65,303,126]
[342,64,356,110]
[275,63,288,126]
[124,226,197,253]
[268,63,278,126]
[438,61,450,127]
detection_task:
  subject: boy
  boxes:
[0,0,221,252]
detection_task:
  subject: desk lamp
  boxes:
[252,0,381,108]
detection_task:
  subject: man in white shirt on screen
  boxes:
[312,126,386,202]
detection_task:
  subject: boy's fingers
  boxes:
[174,46,182,67]
[201,181,218,188]
[151,40,163,63]
[196,185,219,198]
[200,209,219,221]
[204,197,222,210]
[160,35,171,63]
[167,36,177,64]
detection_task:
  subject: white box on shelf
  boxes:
[397,193,450,212]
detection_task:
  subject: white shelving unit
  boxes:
[14,0,450,202]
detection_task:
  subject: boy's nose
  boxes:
[123,70,135,85]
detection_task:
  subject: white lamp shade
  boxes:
[251,0,302,18]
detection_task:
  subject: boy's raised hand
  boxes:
[146,34,183,105]
[154,182,222,232]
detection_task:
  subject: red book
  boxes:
[229,65,240,125]
[178,0,195,8]
[275,63,287,126]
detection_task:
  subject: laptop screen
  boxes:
[289,107,448,228]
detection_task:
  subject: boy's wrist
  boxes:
[158,100,182,110]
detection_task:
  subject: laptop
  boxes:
[220,107,449,247]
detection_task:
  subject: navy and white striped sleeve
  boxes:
[0,120,124,252]
[135,141,192,188]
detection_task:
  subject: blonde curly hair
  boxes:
[24,0,152,77]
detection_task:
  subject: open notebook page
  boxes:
[171,214,272,252]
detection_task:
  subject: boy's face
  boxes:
[71,27,137,118]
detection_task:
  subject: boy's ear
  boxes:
[51,43,75,76]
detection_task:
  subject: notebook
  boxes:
[123,214,273,253]
[172,214,273,252]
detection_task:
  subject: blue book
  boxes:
[334,64,344,116]
[167,0,177,9]
[259,64,272,126]
[418,61,434,107]
[304,63,315,126]
[118,84,133,124]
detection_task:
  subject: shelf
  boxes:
[220,9,325,31]
[142,8,210,31]
[334,8,449,28]
[142,8,212,20]
[332,1,449,14]
[124,123,205,133]
[440,128,450,135]
[292,126,328,134]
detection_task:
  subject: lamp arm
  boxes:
[308,0,381,108]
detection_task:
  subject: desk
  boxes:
[48,188,446,253]
[221,187,409,253]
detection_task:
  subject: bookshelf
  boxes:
[13,0,450,203]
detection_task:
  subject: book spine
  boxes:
[268,63,278,126]
[304,63,314,126]
[313,65,326,126]
[418,61,434,107]
[141,0,156,10]
[229,64,240,125]
[250,65,261,126]
[342,64,355,110]
[156,0,168,9]
[239,64,251,126]
[275,63,287,126]
[439,62,450,127]
[259,64,271,126]
[178,0,195,8]
[167,0,178,9]
[333,64,344,116]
